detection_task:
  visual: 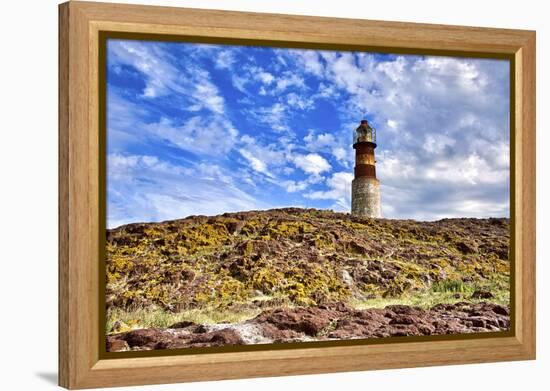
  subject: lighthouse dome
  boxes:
[353,119,377,146]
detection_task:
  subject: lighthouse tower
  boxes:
[351,119,381,218]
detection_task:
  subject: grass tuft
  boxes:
[106,306,262,334]
[431,279,467,293]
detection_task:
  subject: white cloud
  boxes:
[192,82,225,114]
[423,134,456,155]
[386,119,398,130]
[325,52,367,94]
[257,71,275,85]
[108,153,191,181]
[231,65,306,97]
[275,72,306,92]
[315,82,340,99]
[286,92,315,110]
[237,134,291,180]
[293,153,331,175]
[231,74,249,93]
[287,49,324,77]
[245,102,290,133]
[215,50,237,70]
[106,90,150,150]
[412,57,488,93]
[196,163,225,179]
[239,148,272,177]
[376,56,407,82]
[331,147,349,164]
[282,180,309,193]
[304,132,336,149]
[303,128,353,169]
[306,172,353,211]
[376,152,415,181]
[423,153,508,185]
[147,116,238,155]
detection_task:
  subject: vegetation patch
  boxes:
[106,208,510,328]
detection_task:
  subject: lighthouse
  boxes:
[351,119,381,218]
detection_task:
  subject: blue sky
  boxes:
[106,39,510,228]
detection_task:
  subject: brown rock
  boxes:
[389,314,419,325]
[226,220,246,234]
[490,304,509,316]
[188,329,244,347]
[253,307,337,337]
[467,317,487,328]
[168,320,196,329]
[471,290,495,299]
[456,241,478,254]
[122,328,165,347]
[106,338,129,352]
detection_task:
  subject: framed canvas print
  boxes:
[58,1,536,389]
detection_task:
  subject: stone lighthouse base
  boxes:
[351,177,381,218]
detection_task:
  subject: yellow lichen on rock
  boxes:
[105,208,510,317]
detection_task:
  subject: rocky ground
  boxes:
[105,208,510,351]
[107,301,510,351]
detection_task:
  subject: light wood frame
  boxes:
[59,1,536,388]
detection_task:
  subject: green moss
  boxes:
[239,219,263,237]
[178,223,231,253]
[251,267,285,293]
[312,232,334,249]
[279,263,351,305]
[192,276,251,307]
[266,220,315,239]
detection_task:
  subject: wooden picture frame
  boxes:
[59,1,536,388]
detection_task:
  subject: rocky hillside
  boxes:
[106,208,510,313]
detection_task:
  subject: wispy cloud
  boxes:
[107,153,269,228]
[108,40,226,114]
[147,116,238,156]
